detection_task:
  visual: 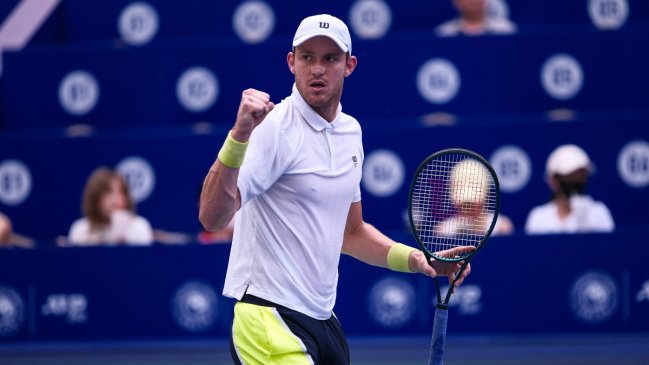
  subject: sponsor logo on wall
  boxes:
[118,2,159,46]
[0,286,24,337]
[617,140,649,188]
[232,1,275,44]
[349,0,392,40]
[58,70,100,116]
[489,145,532,193]
[569,271,619,324]
[541,54,584,100]
[367,277,416,329]
[417,58,461,104]
[362,149,405,197]
[0,159,32,206]
[171,281,218,333]
[588,0,629,30]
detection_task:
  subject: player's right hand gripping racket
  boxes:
[407,148,500,365]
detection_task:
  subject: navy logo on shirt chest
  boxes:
[352,156,358,167]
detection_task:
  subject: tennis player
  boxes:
[199,14,473,365]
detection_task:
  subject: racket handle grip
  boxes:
[429,304,449,365]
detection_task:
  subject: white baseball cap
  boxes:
[545,144,593,176]
[293,14,352,55]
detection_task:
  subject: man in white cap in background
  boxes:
[199,14,473,364]
[525,144,615,234]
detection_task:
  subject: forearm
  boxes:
[342,221,397,268]
[199,157,242,231]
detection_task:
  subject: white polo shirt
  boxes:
[222,84,364,320]
[525,195,615,234]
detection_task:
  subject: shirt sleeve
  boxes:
[68,219,88,245]
[237,116,297,206]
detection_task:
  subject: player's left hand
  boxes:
[409,247,474,288]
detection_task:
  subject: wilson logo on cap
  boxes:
[319,22,329,29]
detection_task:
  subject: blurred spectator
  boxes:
[435,159,513,237]
[525,144,615,234]
[66,167,154,246]
[0,212,35,249]
[436,0,517,37]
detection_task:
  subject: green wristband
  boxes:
[218,131,249,168]
[387,243,416,273]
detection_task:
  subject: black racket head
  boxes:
[408,148,500,262]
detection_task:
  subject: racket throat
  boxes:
[436,303,449,310]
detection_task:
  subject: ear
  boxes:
[287,52,296,75]
[344,55,358,77]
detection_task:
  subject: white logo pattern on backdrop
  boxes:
[368,277,416,329]
[588,0,629,30]
[176,67,219,113]
[541,54,584,100]
[58,70,100,116]
[617,140,649,188]
[233,1,275,44]
[349,0,392,40]
[0,160,32,206]
[0,286,24,337]
[417,59,461,104]
[489,145,532,193]
[362,150,405,197]
[118,2,159,46]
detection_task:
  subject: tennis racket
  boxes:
[407,148,500,365]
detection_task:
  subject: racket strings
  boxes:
[411,153,497,257]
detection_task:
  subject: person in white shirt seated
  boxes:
[525,144,615,235]
[67,167,154,246]
[435,0,517,37]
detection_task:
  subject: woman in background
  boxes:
[67,167,153,246]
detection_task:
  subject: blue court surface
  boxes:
[1,333,648,365]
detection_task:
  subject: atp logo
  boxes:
[417,58,461,104]
[362,149,404,197]
[176,66,219,113]
[617,140,649,188]
[118,2,159,46]
[232,1,275,44]
[58,70,100,116]
[489,145,532,193]
[349,0,392,40]
[41,294,88,324]
[0,159,32,206]
[589,0,629,30]
[116,156,155,203]
[541,54,584,100]
[368,277,416,329]
[171,281,218,333]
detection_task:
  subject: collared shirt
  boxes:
[524,195,615,235]
[223,84,364,320]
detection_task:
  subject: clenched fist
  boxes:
[231,88,275,142]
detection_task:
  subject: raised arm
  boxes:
[199,89,274,231]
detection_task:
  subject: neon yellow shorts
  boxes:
[230,297,350,365]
